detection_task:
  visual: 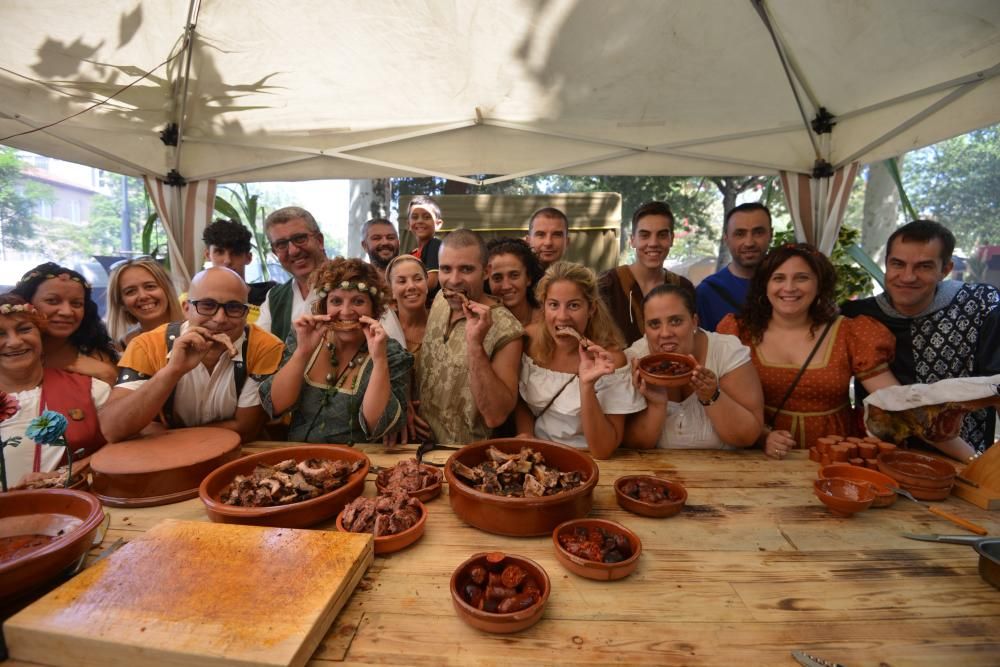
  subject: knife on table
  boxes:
[792,650,845,667]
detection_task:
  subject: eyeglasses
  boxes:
[269,233,313,253]
[109,255,155,272]
[188,299,250,318]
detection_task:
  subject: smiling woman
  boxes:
[106,258,183,350]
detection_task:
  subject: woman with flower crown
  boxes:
[0,293,109,487]
[259,258,413,443]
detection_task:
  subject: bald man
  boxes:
[99,267,284,443]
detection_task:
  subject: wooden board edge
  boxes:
[953,483,1000,511]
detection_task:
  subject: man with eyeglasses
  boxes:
[256,206,328,343]
[99,267,284,443]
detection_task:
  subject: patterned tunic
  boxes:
[718,315,895,450]
[415,293,523,444]
[842,281,1000,452]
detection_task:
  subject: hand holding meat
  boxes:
[291,313,333,353]
[165,327,215,373]
[463,299,493,346]
[359,315,388,359]
[578,342,615,386]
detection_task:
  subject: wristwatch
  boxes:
[698,383,721,406]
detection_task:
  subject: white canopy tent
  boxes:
[2,0,999,277]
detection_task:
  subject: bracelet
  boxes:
[698,382,721,406]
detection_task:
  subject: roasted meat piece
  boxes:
[558,526,633,563]
[376,458,442,494]
[221,458,363,507]
[620,478,670,503]
[450,446,586,498]
[340,490,422,537]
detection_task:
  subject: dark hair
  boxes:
[361,217,396,240]
[486,237,545,308]
[724,202,772,234]
[886,219,955,265]
[441,228,487,266]
[736,244,838,343]
[631,201,675,235]
[643,283,697,317]
[527,207,569,234]
[407,195,442,221]
[11,262,117,359]
[203,219,253,255]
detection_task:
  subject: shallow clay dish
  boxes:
[450,552,551,634]
[336,498,427,555]
[552,518,641,581]
[199,445,369,529]
[818,464,897,508]
[614,475,687,518]
[813,478,875,517]
[91,427,240,507]
[0,489,105,601]
[637,352,696,388]
[877,450,955,488]
[375,462,443,502]
[445,438,598,536]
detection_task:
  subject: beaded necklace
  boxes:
[302,333,369,443]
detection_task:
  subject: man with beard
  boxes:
[696,203,773,331]
[257,206,328,344]
[361,218,400,279]
[99,267,283,443]
[414,229,523,444]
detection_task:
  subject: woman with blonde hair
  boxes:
[384,254,429,354]
[105,258,184,350]
[515,261,644,458]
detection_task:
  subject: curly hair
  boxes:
[735,243,839,343]
[203,218,253,255]
[11,262,117,360]
[533,261,624,364]
[0,293,48,332]
[486,237,544,308]
[106,258,184,342]
[310,257,389,318]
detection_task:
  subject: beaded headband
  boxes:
[17,271,91,290]
[316,280,380,299]
[0,303,39,315]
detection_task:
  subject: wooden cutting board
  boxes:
[4,519,373,667]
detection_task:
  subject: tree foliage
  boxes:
[0,148,52,254]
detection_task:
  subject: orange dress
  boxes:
[717,315,894,449]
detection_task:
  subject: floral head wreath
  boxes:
[316,280,380,299]
[17,270,92,290]
[0,303,39,316]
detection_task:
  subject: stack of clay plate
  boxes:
[877,450,956,501]
[809,435,897,469]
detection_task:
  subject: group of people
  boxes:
[1,195,997,488]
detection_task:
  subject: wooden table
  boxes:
[11,444,1000,666]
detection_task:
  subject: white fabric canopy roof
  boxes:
[1,0,999,184]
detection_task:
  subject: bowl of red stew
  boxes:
[637,353,696,387]
[0,488,105,601]
[614,475,687,518]
[450,551,550,634]
[552,518,641,581]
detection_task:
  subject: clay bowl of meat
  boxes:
[374,459,442,503]
[445,438,599,537]
[877,450,956,490]
[614,475,687,518]
[818,464,898,508]
[0,489,105,601]
[450,551,551,634]
[336,491,427,555]
[199,445,369,529]
[552,518,641,581]
[813,478,875,517]
[637,352,697,388]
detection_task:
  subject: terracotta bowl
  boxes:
[374,462,443,503]
[898,481,954,501]
[877,450,955,488]
[552,518,641,581]
[813,478,875,517]
[199,445,369,529]
[818,464,898,508]
[614,475,687,518]
[336,498,427,555]
[637,352,696,388]
[450,552,551,634]
[445,438,598,536]
[0,489,105,601]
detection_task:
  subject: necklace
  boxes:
[324,338,368,389]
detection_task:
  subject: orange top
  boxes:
[717,315,894,449]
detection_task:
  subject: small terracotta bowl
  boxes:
[199,445,369,529]
[450,552,551,634]
[813,478,875,517]
[445,438,598,536]
[614,475,687,518]
[637,352,696,387]
[336,498,427,555]
[878,450,956,488]
[818,464,897,508]
[0,489,105,601]
[374,463,443,503]
[552,518,641,581]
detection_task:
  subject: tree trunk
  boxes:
[348,179,376,258]
[711,178,741,270]
[861,160,901,264]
